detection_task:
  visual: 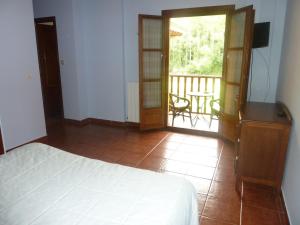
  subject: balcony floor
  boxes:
[168,113,219,133]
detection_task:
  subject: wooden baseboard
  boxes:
[64,118,140,128]
[89,118,127,127]
[64,118,90,126]
[125,122,140,127]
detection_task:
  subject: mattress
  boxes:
[0,143,199,225]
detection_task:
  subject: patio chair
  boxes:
[169,93,193,127]
[209,99,221,128]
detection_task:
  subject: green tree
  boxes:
[170,15,226,76]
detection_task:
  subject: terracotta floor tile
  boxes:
[185,164,215,179]
[158,140,180,150]
[184,176,212,195]
[221,142,236,158]
[118,152,146,166]
[150,147,175,159]
[165,133,189,142]
[163,159,190,174]
[198,194,207,214]
[214,166,236,183]
[177,144,221,158]
[242,205,281,225]
[182,136,223,149]
[218,155,235,169]
[99,149,126,162]
[116,142,152,153]
[137,155,165,171]
[203,196,241,224]
[200,216,237,225]
[169,152,218,167]
[209,181,240,203]
[64,144,106,159]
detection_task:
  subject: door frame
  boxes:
[34,16,64,120]
[162,5,234,135]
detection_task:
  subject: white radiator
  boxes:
[127,82,140,123]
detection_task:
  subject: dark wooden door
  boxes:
[0,128,4,155]
[35,17,63,119]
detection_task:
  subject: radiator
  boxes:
[127,82,140,123]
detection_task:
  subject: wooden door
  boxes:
[35,17,64,119]
[139,15,165,130]
[220,6,255,142]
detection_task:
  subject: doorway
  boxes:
[139,5,254,141]
[167,15,226,132]
[35,17,64,125]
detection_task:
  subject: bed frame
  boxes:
[0,128,4,155]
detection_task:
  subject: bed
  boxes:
[0,143,199,225]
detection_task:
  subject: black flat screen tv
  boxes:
[252,22,270,48]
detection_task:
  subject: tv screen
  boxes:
[252,22,270,48]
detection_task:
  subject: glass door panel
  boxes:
[226,50,243,83]
[143,52,162,80]
[229,12,246,48]
[143,82,162,108]
[224,84,240,115]
[143,19,162,49]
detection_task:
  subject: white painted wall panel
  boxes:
[277,0,300,223]
[0,0,46,150]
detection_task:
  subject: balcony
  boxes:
[168,74,221,132]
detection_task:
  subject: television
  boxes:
[252,22,270,48]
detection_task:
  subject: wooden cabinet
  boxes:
[236,102,291,192]
[0,128,4,155]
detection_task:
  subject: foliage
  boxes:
[169,15,226,77]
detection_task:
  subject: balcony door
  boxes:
[138,6,254,133]
[220,6,255,142]
[162,6,234,133]
[139,15,166,130]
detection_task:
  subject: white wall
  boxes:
[33,0,287,123]
[0,0,46,150]
[33,0,86,120]
[277,0,300,224]
[247,0,287,102]
[123,0,287,119]
[33,0,126,122]
[80,0,126,122]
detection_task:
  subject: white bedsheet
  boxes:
[0,143,199,225]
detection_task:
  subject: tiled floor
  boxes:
[42,121,289,225]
